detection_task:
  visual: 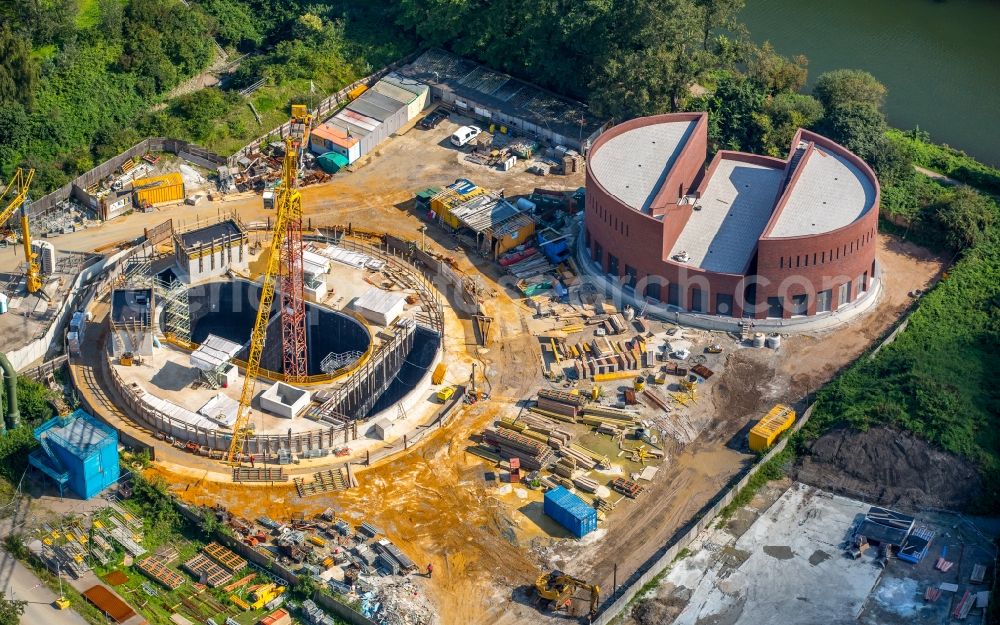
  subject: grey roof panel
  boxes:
[588,120,698,213]
[768,145,876,238]
[669,159,784,274]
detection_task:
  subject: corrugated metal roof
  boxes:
[451,196,525,233]
[373,80,417,104]
[399,49,605,143]
[41,410,117,460]
[381,72,430,97]
[311,123,359,148]
[354,288,407,316]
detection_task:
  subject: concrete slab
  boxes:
[672,483,881,625]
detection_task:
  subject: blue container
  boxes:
[544,486,597,538]
[31,409,120,499]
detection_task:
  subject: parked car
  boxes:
[419,108,450,129]
[450,125,482,147]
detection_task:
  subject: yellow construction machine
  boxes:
[0,168,43,294]
[535,570,600,617]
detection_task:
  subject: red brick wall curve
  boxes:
[584,115,880,319]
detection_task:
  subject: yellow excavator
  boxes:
[535,570,600,617]
[0,168,43,295]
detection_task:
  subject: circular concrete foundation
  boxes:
[177,278,372,377]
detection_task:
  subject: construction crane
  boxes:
[280,104,312,382]
[226,106,309,467]
[0,168,43,294]
[535,570,600,617]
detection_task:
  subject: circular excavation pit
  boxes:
[182,278,372,379]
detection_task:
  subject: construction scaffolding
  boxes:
[155,276,191,344]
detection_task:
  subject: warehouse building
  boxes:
[398,49,606,152]
[583,112,879,319]
[313,74,430,165]
[173,219,249,283]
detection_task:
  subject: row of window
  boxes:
[777,228,877,270]
[589,240,875,317]
[590,200,631,237]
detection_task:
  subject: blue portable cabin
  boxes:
[544,486,597,538]
[29,409,120,499]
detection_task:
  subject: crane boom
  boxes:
[0,168,34,229]
[226,132,303,466]
[0,168,42,294]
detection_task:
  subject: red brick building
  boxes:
[583,112,879,319]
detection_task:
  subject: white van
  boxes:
[450,125,482,147]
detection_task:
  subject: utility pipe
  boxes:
[0,352,19,431]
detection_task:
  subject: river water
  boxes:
[740,0,1000,166]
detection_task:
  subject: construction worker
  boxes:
[426,563,433,578]
[249,455,255,468]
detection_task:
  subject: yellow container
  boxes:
[633,376,646,392]
[436,386,455,402]
[431,363,447,385]
[748,404,796,452]
[347,84,368,100]
[593,371,636,383]
[133,172,184,207]
[308,535,326,548]
[432,186,487,229]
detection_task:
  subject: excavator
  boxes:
[0,168,43,295]
[535,570,600,617]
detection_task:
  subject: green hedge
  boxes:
[889,128,1000,196]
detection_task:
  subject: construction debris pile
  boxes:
[360,576,437,625]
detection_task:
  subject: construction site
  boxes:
[0,50,992,625]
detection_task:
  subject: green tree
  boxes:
[747,42,808,95]
[293,575,318,600]
[98,0,125,40]
[813,68,887,111]
[934,186,997,253]
[693,0,745,50]
[700,75,767,152]
[591,0,709,117]
[0,24,39,106]
[199,0,262,49]
[763,92,823,153]
[14,377,54,425]
[821,101,911,183]
[0,595,27,625]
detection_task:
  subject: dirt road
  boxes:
[56,115,946,625]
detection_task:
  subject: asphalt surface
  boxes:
[0,549,88,625]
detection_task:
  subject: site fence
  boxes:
[226,50,425,168]
[25,138,227,219]
[592,403,816,625]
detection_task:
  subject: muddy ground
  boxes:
[793,426,984,511]
[43,111,949,625]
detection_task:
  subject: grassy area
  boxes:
[889,128,1000,196]
[717,444,796,522]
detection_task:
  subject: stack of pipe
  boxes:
[573,476,600,493]
[482,428,553,470]
[553,457,576,478]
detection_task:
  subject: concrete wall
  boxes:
[25,138,226,220]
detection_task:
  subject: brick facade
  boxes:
[584,116,880,319]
